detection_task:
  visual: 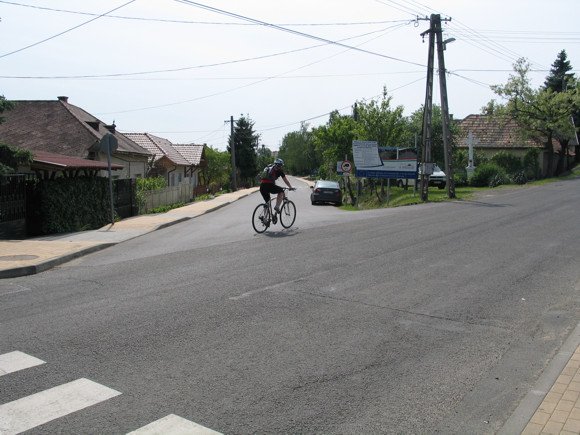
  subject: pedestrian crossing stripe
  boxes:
[127,414,222,435]
[0,352,220,434]
[0,351,45,376]
[0,378,121,435]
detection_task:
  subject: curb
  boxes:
[0,190,258,278]
[498,322,580,434]
[0,243,116,279]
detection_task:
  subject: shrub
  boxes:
[453,170,468,187]
[510,170,528,185]
[523,148,541,180]
[488,172,509,188]
[136,176,166,191]
[470,162,508,187]
[491,151,523,175]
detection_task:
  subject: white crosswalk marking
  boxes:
[0,377,121,435]
[127,414,222,435]
[0,351,45,376]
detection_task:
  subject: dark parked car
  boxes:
[310,180,342,206]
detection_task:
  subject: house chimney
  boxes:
[105,123,116,133]
[57,96,68,103]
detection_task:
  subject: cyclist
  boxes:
[259,158,294,214]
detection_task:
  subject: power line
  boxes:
[97,22,412,115]
[0,23,412,80]
[402,0,545,68]
[0,0,137,60]
[173,0,426,68]
[0,1,410,27]
[257,76,425,134]
[374,0,427,18]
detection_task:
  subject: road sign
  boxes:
[341,160,352,173]
[99,133,118,153]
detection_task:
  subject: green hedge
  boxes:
[35,177,111,234]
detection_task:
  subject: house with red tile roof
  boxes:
[123,133,206,188]
[456,114,574,176]
[0,96,152,179]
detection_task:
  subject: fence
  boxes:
[140,182,193,213]
[0,174,36,239]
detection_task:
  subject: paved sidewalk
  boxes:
[1,181,579,434]
[500,323,580,435]
[0,187,258,279]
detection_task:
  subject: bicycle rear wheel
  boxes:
[252,203,269,233]
[280,200,296,228]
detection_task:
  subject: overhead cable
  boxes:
[173,0,426,68]
[0,0,137,60]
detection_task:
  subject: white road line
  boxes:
[0,378,121,435]
[0,351,45,376]
[127,414,222,435]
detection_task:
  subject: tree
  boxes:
[312,110,358,179]
[354,89,407,148]
[278,122,320,176]
[544,50,575,92]
[0,142,33,175]
[492,58,579,176]
[200,146,231,191]
[544,50,579,169]
[0,95,14,125]
[228,115,259,187]
[256,144,273,174]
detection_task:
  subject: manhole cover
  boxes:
[0,255,39,261]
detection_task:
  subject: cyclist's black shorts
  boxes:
[260,182,283,203]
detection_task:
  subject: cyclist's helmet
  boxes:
[274,158,284,167]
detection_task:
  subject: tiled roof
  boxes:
[123,133,191,166]
[173,144,205,166]
[457,114,543,149]
[0,98,152,158]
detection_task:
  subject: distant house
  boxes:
[456,114,573,176]
[0,96,152,179]
[123,133,206,187]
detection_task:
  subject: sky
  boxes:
[0,0,578,151]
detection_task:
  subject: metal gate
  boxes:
[114,178,137,219]
[0,174,35,239]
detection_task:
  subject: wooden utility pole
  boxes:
[225,115,237,191]
[419,19,435,202]
[419,14,455,200]
[435,16,456,198]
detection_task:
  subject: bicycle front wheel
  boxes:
[252,203,269,233]
[280,200,296,228]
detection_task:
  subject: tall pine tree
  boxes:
[544,50,574,92]
[228,116,259,187]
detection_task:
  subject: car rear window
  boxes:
[317,181,339,189]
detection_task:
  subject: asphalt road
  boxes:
[1,176,579,434]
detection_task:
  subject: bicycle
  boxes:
[252,187,297,233]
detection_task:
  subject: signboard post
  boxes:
[99,133,118,225]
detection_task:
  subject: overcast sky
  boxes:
[1,0,578,151]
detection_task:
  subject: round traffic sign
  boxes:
[341,160,352,173]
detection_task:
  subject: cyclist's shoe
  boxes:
[272,214,277,224]
[274,206,281,213]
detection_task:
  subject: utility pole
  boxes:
[419,17,435,202]
[225,115,237,191]
[435,15,456,198]
[419,14,455,200]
